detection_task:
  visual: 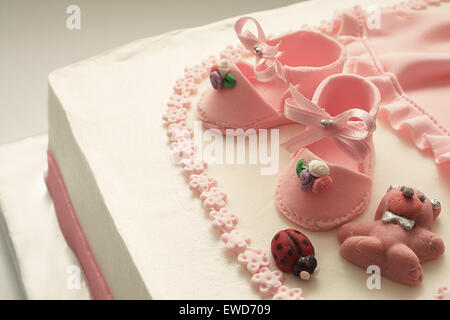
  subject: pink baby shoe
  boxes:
[197,17,346,131]
[276,74,380,231]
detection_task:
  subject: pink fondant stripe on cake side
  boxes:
[45,151,113,300]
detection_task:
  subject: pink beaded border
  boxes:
[162,44,304,300]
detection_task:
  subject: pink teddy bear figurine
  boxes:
[338,185,445,286]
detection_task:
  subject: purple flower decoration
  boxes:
[300,169,316,191]
[210,70,223,90]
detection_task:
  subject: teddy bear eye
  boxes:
[418,194,426,202]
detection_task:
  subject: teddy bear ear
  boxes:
[387,184,401,192]
[431,198,441,220]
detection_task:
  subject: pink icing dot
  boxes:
[167,121,193,142]
[209,208,238,232]
[221,229,251,253]
[237,248,269,274]
[202,56,218,70]
[219,45,242,62]
[251,267,283,298]
[170,139,195,163]
[179,158,208,176]
[408,0,428,9]
[173,77,198,95]
[184,65,208,83]
[167,93,191,109]
[189,173,217,193]
[435,286,450,300]
[162,107,187,125]
[200,187,227,211]
[272,286,304,300]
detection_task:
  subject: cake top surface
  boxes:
[48,0,450,299]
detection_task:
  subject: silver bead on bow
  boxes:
[319,119,335,128]
[253,46,262,55]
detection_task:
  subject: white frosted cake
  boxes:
[46,0,450,299]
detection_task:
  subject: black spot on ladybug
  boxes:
[280,259,286,266]
[302,239,309,246]
[277,244,282,251]
[293,230,300,234]
[273,254,277,260]
[274,233,280,240]
[288,250,293,256]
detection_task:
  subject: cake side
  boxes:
[48,84,151,299]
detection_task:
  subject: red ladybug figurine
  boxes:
[271,229,317,280]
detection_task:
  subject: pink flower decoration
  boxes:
[251,267,283,298]
[435,286,450,300]
[184,65,208,83]
[237,248,269,274]
[272,286,304,300]
[311,175,334,194]
[167,122,193,142]
[408,0,427,9]
[219,45,242,62]
[209,208,238,232]
[167,93,191,109]
[189,173,217,193]
[200,187,227,211]
[171,139,195,163]
[221,230,251,253]
[173,77,198,95]
[162,107,187,125]
[201,55,218,70]
[319,19,340,36]
[236,43,252,58]
[180,158,208,176]
[426,0,440,5]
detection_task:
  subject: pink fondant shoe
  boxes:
[276,74,381,231]
[197,17,346,131]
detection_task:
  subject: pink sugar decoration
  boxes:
[251,267,283,298]
[202,56,218,70]
[162,107,187,125]
[272,286,304,300]
[184,65,208,83]
[219,45,242,62]
[209,208,238,232]
[170,139,195,163]
[237,248,269,274]
[167,93,191,109]
[180,158,208,176]
[173,77,198,95]
[220,229,251,253]
[200,187,227,211]
[408,0,428,9]
[167,121,193,142]
[189,173,217,193]
[434,286,450,300]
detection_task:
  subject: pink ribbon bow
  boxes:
[281,85,376,162]
[234,17,287,83]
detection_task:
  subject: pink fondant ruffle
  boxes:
[331,2,450,164]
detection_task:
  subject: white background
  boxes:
[0,0,302,300]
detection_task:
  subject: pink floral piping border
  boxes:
[163,44,304,300]
[162,0,449,300]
